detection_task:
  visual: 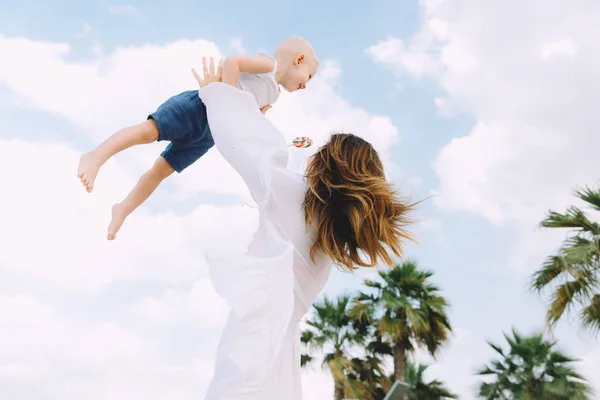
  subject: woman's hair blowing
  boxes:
[303,133,415,271]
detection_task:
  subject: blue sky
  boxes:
[0,0,598,399]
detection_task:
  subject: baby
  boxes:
[77,36,319,240]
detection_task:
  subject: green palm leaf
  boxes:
[577,185,600,212]
[580,294,600,334]
[531,184,600,336]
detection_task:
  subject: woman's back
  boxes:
[268,166,333,315]
[198,81,333,308]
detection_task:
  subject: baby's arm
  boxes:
[192,57,274,115]
[221,55,275,87]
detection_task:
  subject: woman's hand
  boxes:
[192,57,223,88]
[260,104,272,115]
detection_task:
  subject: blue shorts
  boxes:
[148,90,214,173]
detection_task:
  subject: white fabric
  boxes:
[198,82,333,400]
[236,53,280,109]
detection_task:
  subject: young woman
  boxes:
[194,60,414,399]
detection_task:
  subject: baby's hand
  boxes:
[260,104,272,115]
[192,57,223,88]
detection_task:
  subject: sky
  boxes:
[0,0,598,399]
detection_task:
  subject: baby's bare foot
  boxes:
[77,152,103,193]
[107,204,128,241]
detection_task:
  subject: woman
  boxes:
[195,60,414,399]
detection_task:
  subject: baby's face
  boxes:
[281,54,317,92]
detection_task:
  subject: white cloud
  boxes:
[367,0,600,271]
[228,37,247,54]
[367,36,442,79]
[301,368,333,399]
[0,139,260,292]
[131,278,229,327]
[0,294,227,400]
[268,63,400,175]
[0,36,221,142]
[107,4,138,14]
[0,294,154,373]
[540,38,579,60]
[580,345,600,393]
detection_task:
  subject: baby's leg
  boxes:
[107,156,174,240]
[78,119,159,193]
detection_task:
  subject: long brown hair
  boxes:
[302,133,415,271]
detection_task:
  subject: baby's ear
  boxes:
[295,53,305,65]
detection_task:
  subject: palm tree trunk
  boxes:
[333,378,345,400]
[393,311,408,382]
[393,342,409,400]
[393,339,407,381]
[393,310,409,400]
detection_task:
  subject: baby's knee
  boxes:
[139,120,159,143]
[152,157,175,179]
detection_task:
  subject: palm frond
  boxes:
[580,294,600,335]
[300,353,313,367]
[530,255,568,292]
[563,236,600,265]
[546,279,594,327]
[488,342,505,358]
[576,185,600,213]
[541,207,596,233]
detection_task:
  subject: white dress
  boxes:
[197,83,333,400]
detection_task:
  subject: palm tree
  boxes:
[350,260,452,382]
[476,328,592,399]
[344,353,392,400]
[530,185,600,335]
[301,294,368,400]
[405,361,458,400]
